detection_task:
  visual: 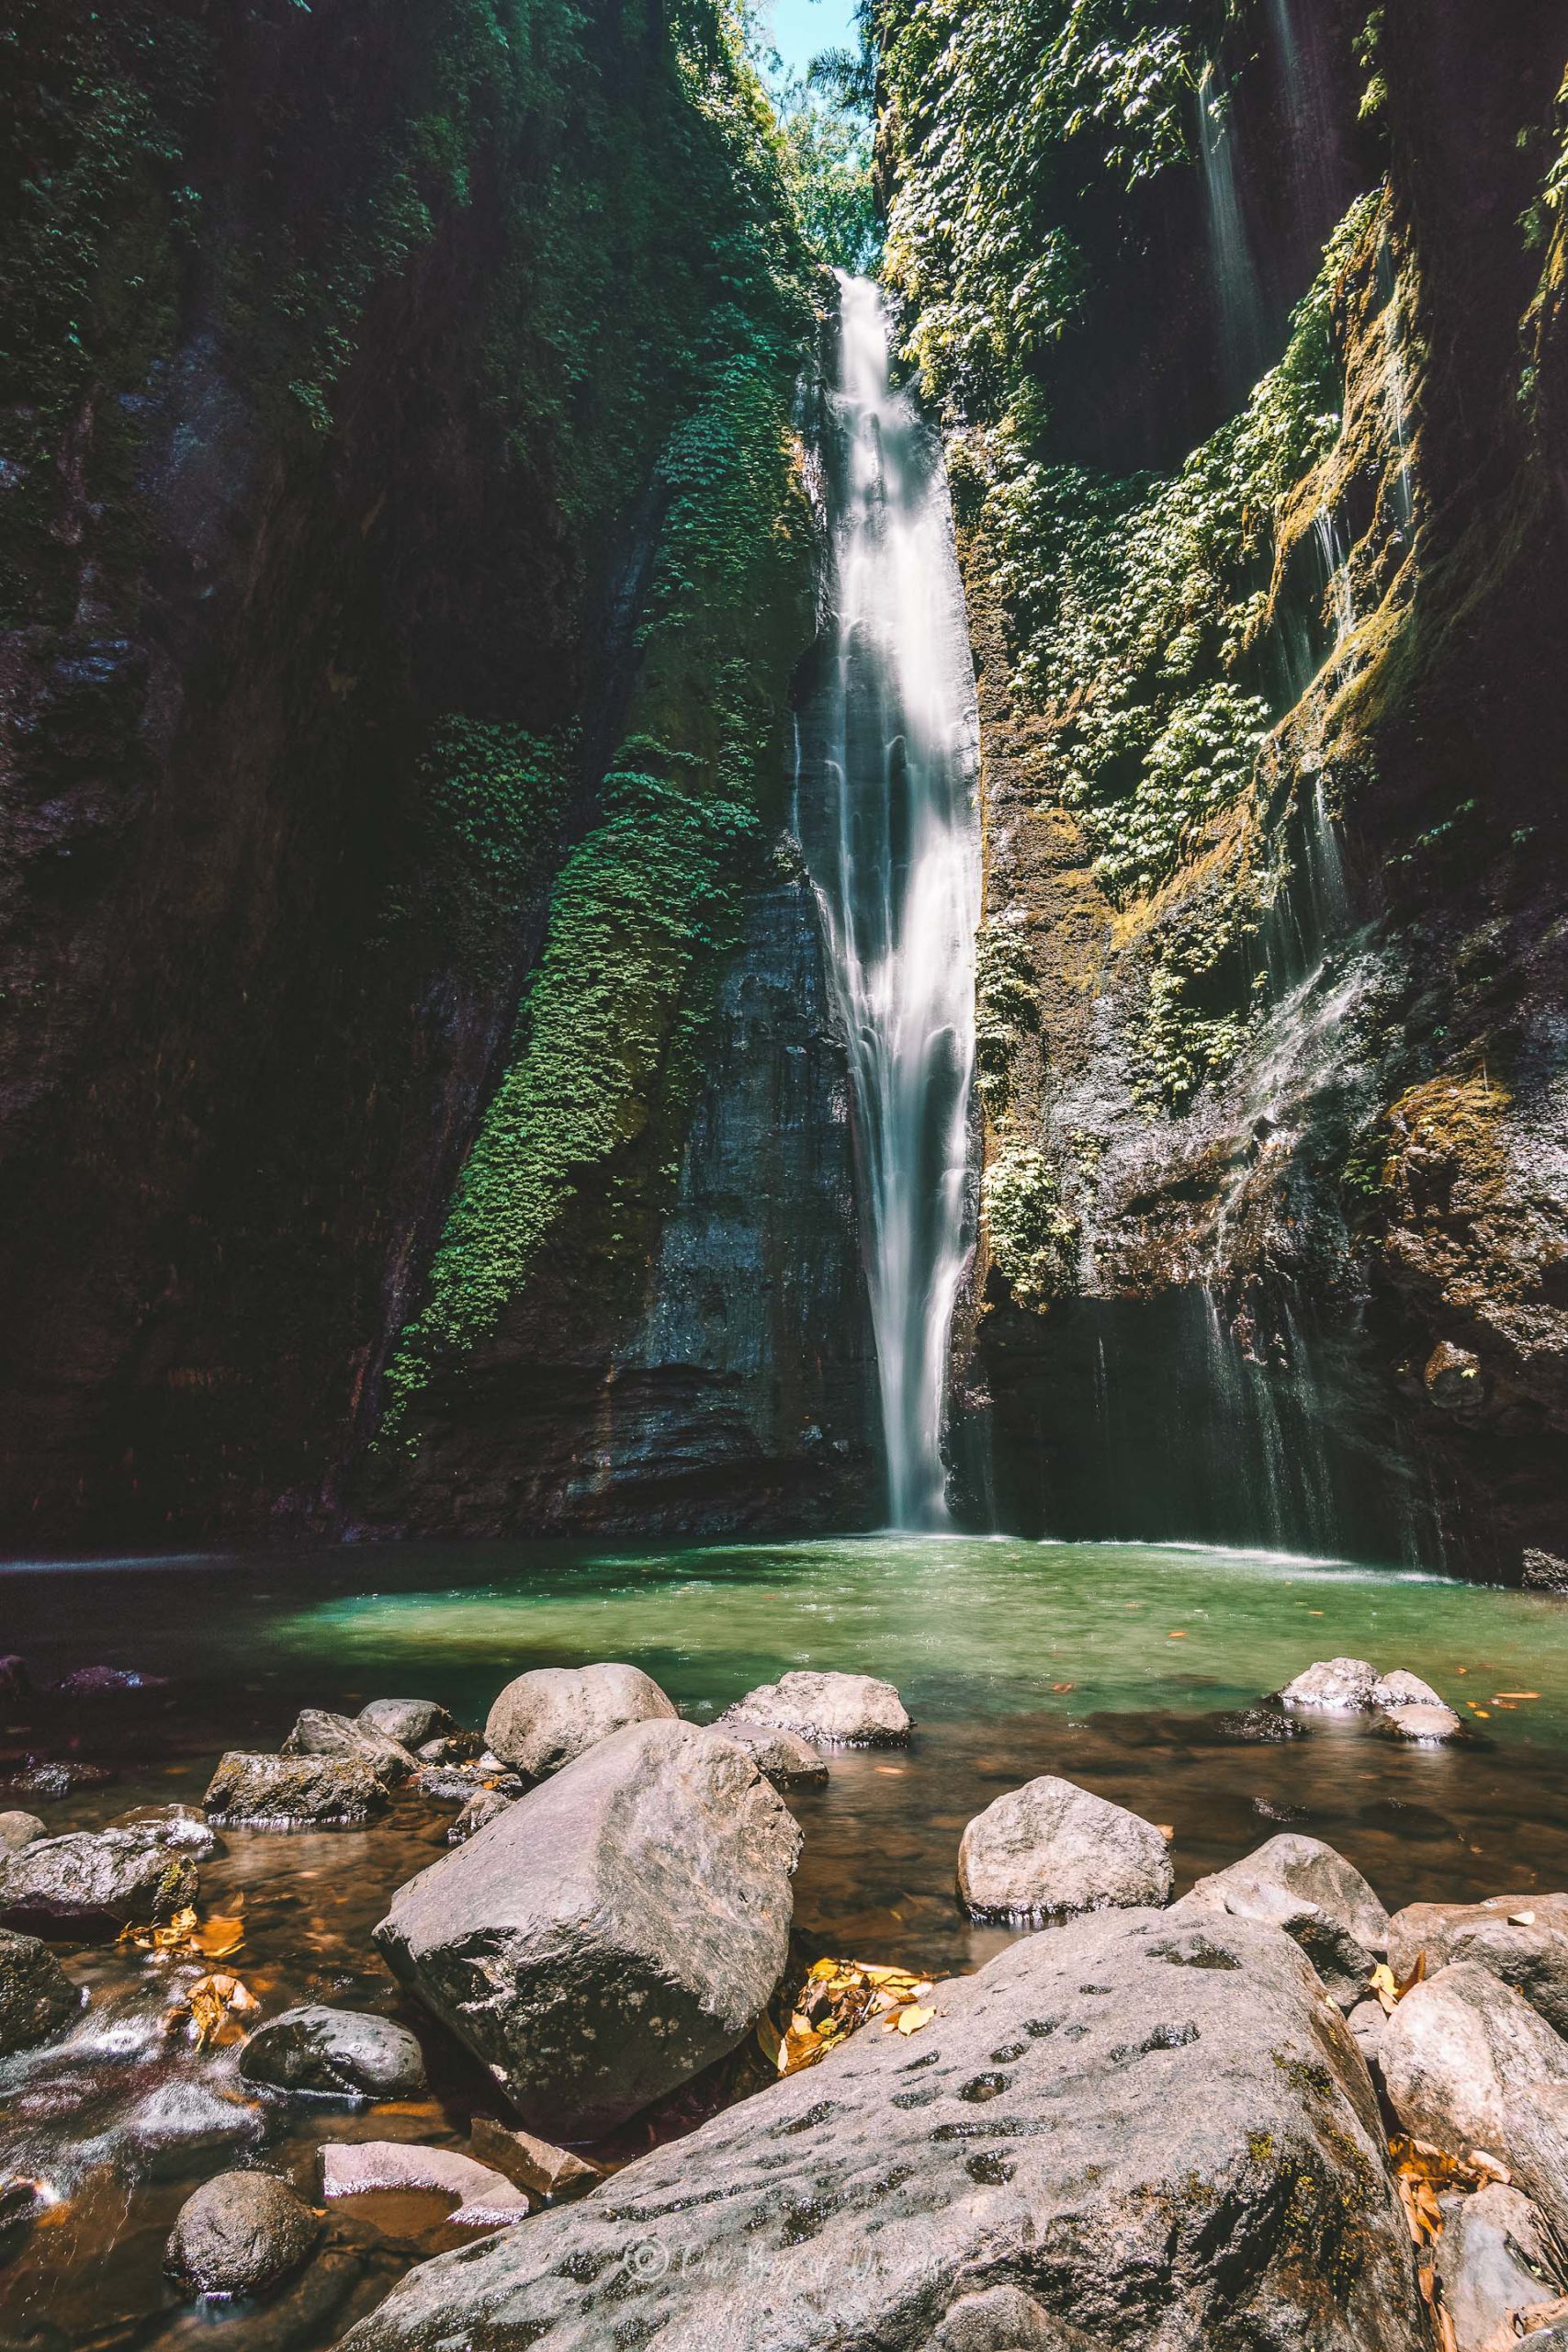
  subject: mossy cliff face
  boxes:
[0,0,869,1544]
[881,0,1568,1569]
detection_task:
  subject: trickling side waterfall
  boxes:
[1196,63,1268,395]
[794,276,982,1530]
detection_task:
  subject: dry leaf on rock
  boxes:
[759,1959,937,2075]
[166,1971,260,2049]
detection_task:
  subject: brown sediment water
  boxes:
[4,1532,1568,2346]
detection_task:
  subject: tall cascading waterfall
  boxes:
[794,276,982,1529]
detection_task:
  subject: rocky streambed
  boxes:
[4,1645,1568,2347]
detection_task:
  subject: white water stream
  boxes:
[795,276,981,1528]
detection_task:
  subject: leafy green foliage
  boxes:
[975,921,1039,1114]
[774,82,881,273]
[984,1144,1078,1306]
[405,720,571,970]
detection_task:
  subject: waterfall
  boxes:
[794,275,982,1529]
[1197,63,1268,395]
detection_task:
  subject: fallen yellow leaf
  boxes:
[893,2004,933,2035]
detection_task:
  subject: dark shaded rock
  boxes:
[0,1926,81,2052]
[280,1709,414,1786]
[448,1787,514,1843]
[1213,1702,1308,1743]
[1435,2182,1562,2352]
[166,2169,320,2298]
[958,1773,1172,1921]
[0,1828,197,1937]
[0,1758,114,1799]
[0,1659,29,1699]
[1178,1833,1389,2009]
[1523,1550,1568,1595]
[336,1907,1426,2352]
[1424,1340,1484,1409]
[1388,1894,1568,2039]
[357,1699,456,1749]
[239,2006,426,2101]
[55,1665,167,1695]
[107,1802,224,1859]
[415,1730,485,1764]
[717,1668,910,1747]
[1280,1657,1379,1712]
[204,1752,386,1826]
[1347,1998,1386,2064]
[0,1811,45,1854]
[483,1662,676,1780]
[713,1716,828,1787]
[375,1718,801,2138]
[469,2117,602,2203]
[1382,1962,1568,2244]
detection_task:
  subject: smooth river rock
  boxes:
[376,1717,801,2137]
[711,1716,829,1787]
[280,1709,416,1785]
[717,1668,910,1747]
[468,2117,602,2203]
[1371,1668,1450,1712]
[334,1906,1426,2352]
[0,1828,197,1937]
[1381,1962,1568,2244]
[1388,1894,1568,2040]
[1435,2182,1562,2352]
[484,1662,677,1780]
[321,2142,527,2228]
[166,2169,321,2297]
[204,1751,387,1826]
[0,1926,81,2052]
[448,1786,515,1842]
[357,1698,457,1749]
[1179,1834,1389,2009]
[957,1774,1172,1921]
[1280,1657,1379,1712]
[107,1802,224,1859]
[0,1812,45,1855]
[239,2006,426,2100]
[1378,1702,1464,1743]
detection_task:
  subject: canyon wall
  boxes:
[880,0,1568,1570]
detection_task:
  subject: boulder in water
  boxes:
[1177,1833,1388,2009]
[716,1668,910,1747]
[1280,1657,1379,1712]
[1381,1962,1568,2244]
[0,1812,44,1855]
[55,1664,166,1696]
[240,2006,426,2100]
[484,1662,676,1779]
[957,1773,1172,1921]
[1522,1550,1568,1596]
[0,1827,197,1937]
[1379,1701,1464,1743]
[0,1927,81,2052]
[204,1751,386,1826]
[333,1906,1426,2352]
[711,1716,828,1787]
[1213,1703,1308,1743]
[1371,1668,1449,1712]
[468,2116,602,2203]
[321,2141,528,2228]
[166,2170,320,2298]
[1388,1894,1568,2039]
[375,1717,801,2137]
[1,1758,113,1799]
[280,1708,415,1785]
[357,1698,457,1749]
[107,1802,225,1859]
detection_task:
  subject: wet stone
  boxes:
[204,1752,387,1826]
[239,2006,427,2102]
[0,1926,81,2053]
[166,2169,321,2298]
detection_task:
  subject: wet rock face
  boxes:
[0,1927,81,2053]
[710,1717,828,1788]
[1388,1895,1568,2039]
[0,1829,197,1938]
[958,1775,1173,1922]
[166,2170,320,2298]
[280,1710,416,1786]
[238,2007,426,2102]
[375,1718,801,2138]
[203,1752,386,1827]
[336,1906,1427,2352]
[717,1668,910,1747]
[484,1663,676,1780]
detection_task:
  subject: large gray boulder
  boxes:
[0,1926,81,2052]
[1280,1657,1378,1712]
[1388,1895,1568,2039]
[280,1709,416,1786]
[0,1811,45,1854]
[717,1668,909,1746]
[166,2169,320,2297]
[239,2006,426,2101]
[335,1906,1427,2352]
[484,1662,676,1780]
[1178,1834,1389,2009]
[376,1718,801,2138]
[957,1775,1171,1922]
[0,1828,197,1937]
[1435,2183,1562,2352]
[204,1751,386,1826]
[1381,1962,1568,2244]
[107,1802,224,1859]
